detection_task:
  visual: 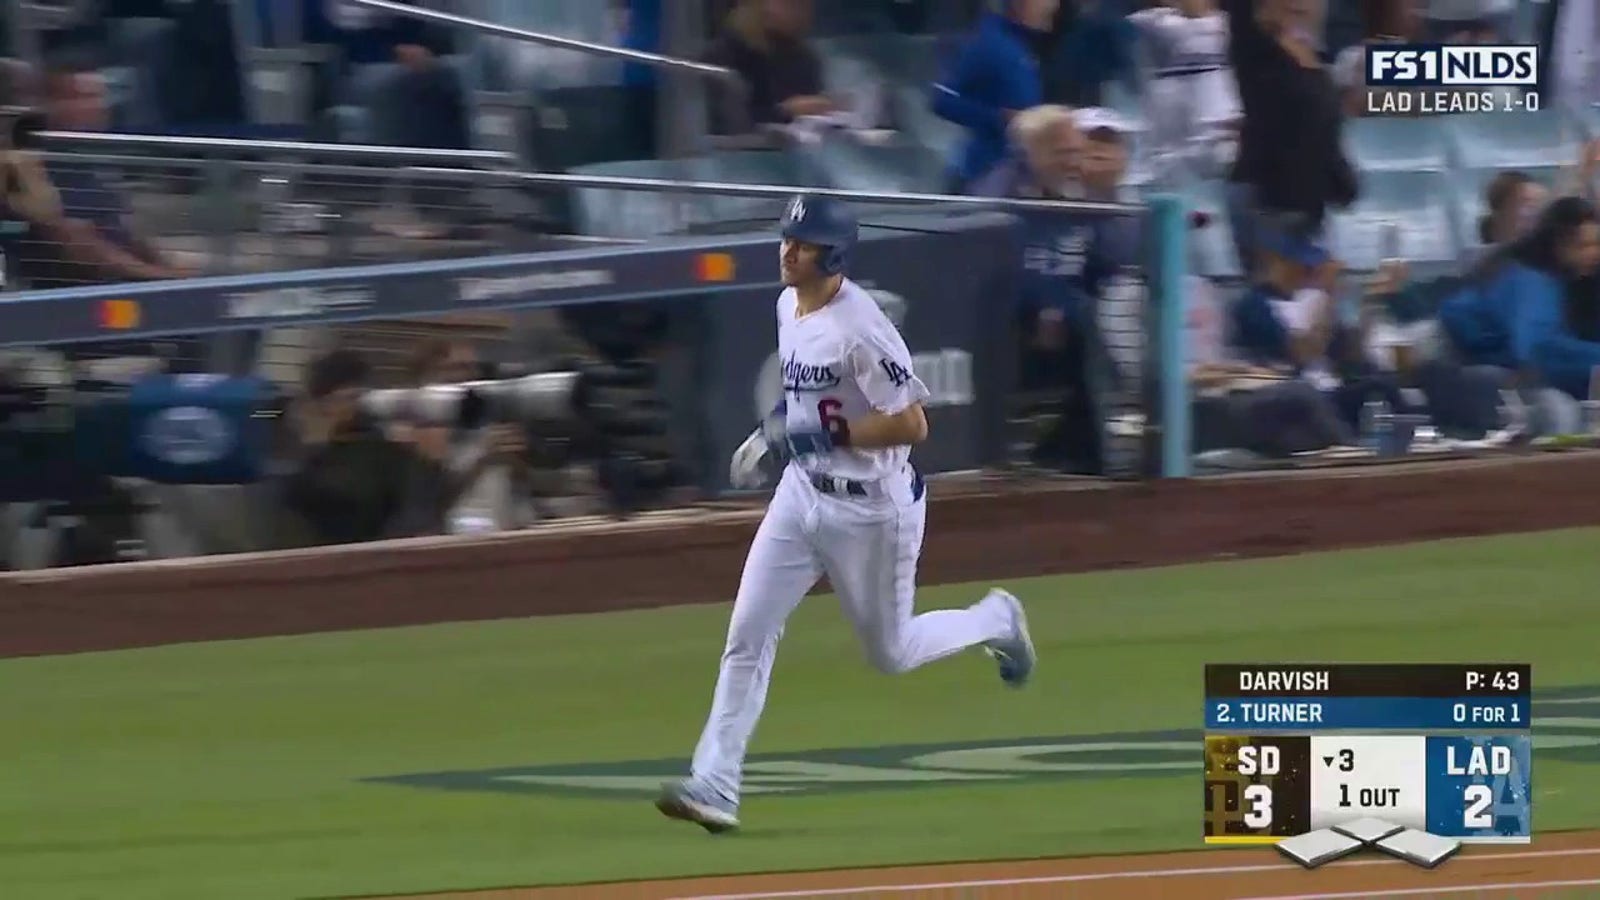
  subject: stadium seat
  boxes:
[1445,109,1582,171]
[819,52,889,129]
[473,0,626,91]
[1573,102,1600,140]
[1345,117,1451,171]
[1327,170,1458,271]
[803,138,947,194]
[527,84,656,173]
[685,150,817,230]
[892,83,962,160]
[329,62,400,144]
[567,158,694,239]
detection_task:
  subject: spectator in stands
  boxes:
[1439,196,1600,430]
[973,105,1083,440]
[165,0,248,131]
[619,0,661,101]
[975,104,1138,472]
[1480,170,1551,252]
[16,58,193,289]
[310,0,469,150]
[703,0,835,135]
[1044,0,1137,108]
[391,338,531,535]
[0,60,67,291]
[276,347,457,546]
[1074,106,1139,201]
[931,0,1056,192]
[1360,257,1511,440]
[1127,0,1242,186]
[1185,240,1357,457]
[1334,0,1423,117]
[1223,0,1358,276]
[970,103,1082,198]
[1230,230,1409,432]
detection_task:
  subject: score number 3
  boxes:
[1463,784,1493,829]
[1243,785,1273,828]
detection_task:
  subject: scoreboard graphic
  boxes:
[1202,663,1532,862]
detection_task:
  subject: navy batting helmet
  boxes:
[779,194,857,276]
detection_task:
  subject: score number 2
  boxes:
[1463,784,1493,829]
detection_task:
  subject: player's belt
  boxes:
[808,466,924,502]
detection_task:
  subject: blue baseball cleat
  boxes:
[981,589,1036,688]
[655,779,740,834]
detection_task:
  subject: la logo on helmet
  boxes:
[787,197,805,223]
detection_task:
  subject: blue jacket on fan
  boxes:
[1440,261,1600,399]
[930,12,1043,189]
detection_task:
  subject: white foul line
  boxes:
[662,848,1600,900]
[1234,876,1600,900]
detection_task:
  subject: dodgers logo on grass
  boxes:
[364,687,1600,799]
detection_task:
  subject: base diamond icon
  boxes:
[1375,829,1463,868]
[1278,819,1463,870]
[1277,830,1365,869]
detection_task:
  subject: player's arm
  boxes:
[841,402,928,448]
[842,330,933,449]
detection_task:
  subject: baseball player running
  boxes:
[656,195,1036,833]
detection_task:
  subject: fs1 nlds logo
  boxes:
[1364,44,1540,116]
[1367,44,1537,86]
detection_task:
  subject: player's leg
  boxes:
[662,473,822,831]
[820,476,1033,682]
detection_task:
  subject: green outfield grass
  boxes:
[5,528,1600,899]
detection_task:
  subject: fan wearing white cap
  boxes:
[1073,107,1138,203]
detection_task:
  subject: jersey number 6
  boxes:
[817,398,848,442]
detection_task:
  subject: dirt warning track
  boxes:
[370,831,1600,899]
[11,453,1600,658]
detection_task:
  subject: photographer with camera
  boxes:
[390,338,531,535]
[274,348,442,547]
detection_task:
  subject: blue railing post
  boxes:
[1147,193,1191,478]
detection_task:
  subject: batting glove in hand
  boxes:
[729,426,774,489]
[762,409,833,460]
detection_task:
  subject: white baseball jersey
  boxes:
[776,277,930,482]
[1128,7,1242,182]
[684,277,1017,807]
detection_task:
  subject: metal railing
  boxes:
[346,0,740,83]
[404,166,1146,215]
[11,135,531,289]
[34,131,520,166]
[3,136,581,388]
[346,0,752,148]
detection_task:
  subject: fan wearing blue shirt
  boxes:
[1439,195,1600,407]
[931,0,1056,191]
